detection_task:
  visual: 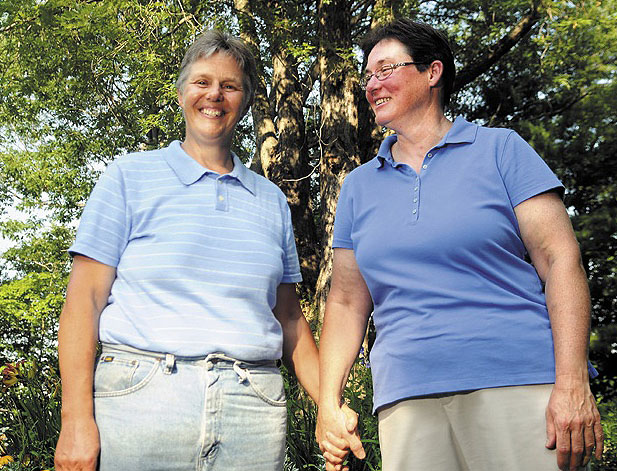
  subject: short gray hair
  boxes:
[176,29,258,110]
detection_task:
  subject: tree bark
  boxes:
[234,0,277,176]
[316,0,361,317]
[236,0,320,295]
[269,45,320,296]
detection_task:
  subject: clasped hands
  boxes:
[316,402,366,471]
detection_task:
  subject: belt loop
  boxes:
[164,353,175,375]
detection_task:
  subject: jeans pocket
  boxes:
[244,367,286,406]
[94,354,159,397]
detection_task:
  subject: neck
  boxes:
[181,138,235,174]
[391,110,452,164]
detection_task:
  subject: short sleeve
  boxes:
[280,202,302,283]
[498,131,564,207]
[69,161,129,267]
[332,175,354,249]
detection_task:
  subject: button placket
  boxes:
[411,175,420,221]
[215,177,229,211]
[411,149,437,221]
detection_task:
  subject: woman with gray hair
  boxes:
[54,29,340,471]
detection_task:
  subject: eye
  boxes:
[377,65,393,77]
[196,79,209,86]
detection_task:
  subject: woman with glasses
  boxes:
[316,18,603,471]
[54,29,354,471]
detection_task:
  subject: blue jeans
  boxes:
[94,343,287,471]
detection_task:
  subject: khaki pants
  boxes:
[378,384,585,471]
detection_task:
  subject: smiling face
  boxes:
[365,38,436,131]
[177,52,247,151]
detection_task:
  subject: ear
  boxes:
[427,60,444,88]
[177,88,184,109]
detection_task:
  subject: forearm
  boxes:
[316,298,369,463]
[55,285,105,469]
[281,313,320,402]
[515,193,602,468]
[58,303,100,420]
[543,257,604,468]
[544,255,592,385]
[58,256,114,420]
[318,300,369,409]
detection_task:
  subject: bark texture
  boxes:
[316,0,361,316]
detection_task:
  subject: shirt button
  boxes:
[218,196,224,201]
[413,198,418,203]
[218,180,223,184]
[412,209,417,214]
[422,164,428,169]
[414,187,419,192]
[427,153,432,157]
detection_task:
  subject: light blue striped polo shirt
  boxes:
[70,140,302,360]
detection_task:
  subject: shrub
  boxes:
[0,360,60,470]
[592,400,617,471]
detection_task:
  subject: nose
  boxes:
[205,83,223,101]
[365,76,381,98]
[365,74,381,94]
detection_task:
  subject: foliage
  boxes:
[1,0,616,468]
[591,401,617,471]
[0,220,69,371]
[0,360,60,471]
[590,324,617,404]
[283,368,323,470]
[0,271,65,368]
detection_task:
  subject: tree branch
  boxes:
[524,91,591,121]
[301,58,320,103]
[454,2,541,92]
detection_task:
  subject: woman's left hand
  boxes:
[545,379,604,470]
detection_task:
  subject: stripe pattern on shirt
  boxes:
[70,140,301,359]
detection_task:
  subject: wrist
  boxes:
[554,371,590,389]
[318,392,345,409]
[60,399,95,421]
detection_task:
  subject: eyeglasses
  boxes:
[360,61,426,89]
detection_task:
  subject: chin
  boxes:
[374,116,391,128]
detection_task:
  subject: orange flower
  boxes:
[0,455,14,467]
[0,363,20,389]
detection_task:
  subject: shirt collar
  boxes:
[374,116,478,168]
[165,140,256,195]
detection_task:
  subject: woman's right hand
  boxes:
[54,416,100,470]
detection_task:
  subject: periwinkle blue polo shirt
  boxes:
[333,117,566,412]
[70,140,302,360]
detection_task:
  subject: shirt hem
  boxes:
[372,373,556,414]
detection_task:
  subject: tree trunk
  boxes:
[358,0,403,163]
[268,47,320,296]
[315,0,361,318]
[234,0,277,176]
[236,0,320,295]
